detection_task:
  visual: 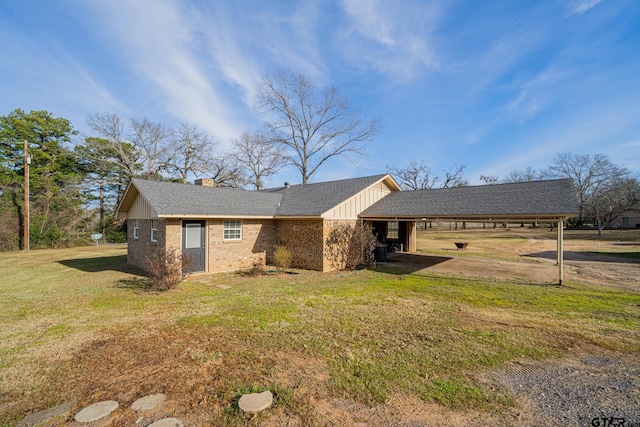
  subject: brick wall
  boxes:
[127,218,166,270]
[207,219,277,273]
[127,218,359,274]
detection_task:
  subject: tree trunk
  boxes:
[99,181,105,226]
[11,190,24,250]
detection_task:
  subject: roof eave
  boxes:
[115,181,137,219]
[160,214,276,219]
[359,212,579,222]
[274,215,324,220]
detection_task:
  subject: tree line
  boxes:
[2,69,638,250]
[390,152,639,235]
[0,70,381,250]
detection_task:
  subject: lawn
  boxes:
[1,233,639,425]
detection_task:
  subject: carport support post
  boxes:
[408,221,417,252]
[557,220,564,285]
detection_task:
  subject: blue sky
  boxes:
[1,0,639,186]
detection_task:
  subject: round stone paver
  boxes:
[74,400,119,423]
[131,393,167,411]
[238,390,273,414]
[18,402,73,426]
[147,418,183,427]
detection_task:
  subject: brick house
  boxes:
[116,174,579,278]
[116,174,400,273]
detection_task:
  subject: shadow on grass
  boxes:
[58,254,136,273]
[115,277,153,291]
[377,253,562,286]
[59,255,157,291]
[375,253,452,275]
[526,251,640,263]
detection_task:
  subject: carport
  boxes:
[360,179,579,285]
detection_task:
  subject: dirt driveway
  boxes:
[399,228,640,292]
[385,251,640,292]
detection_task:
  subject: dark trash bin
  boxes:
[374,245,387,262]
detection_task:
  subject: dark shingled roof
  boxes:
[263,174,390,216]
[130,178,282,217]
[361,178,579,219]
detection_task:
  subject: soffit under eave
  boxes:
[114,181,137,217]
[116,183,159,219]
[382,174,403,192]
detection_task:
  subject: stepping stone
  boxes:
[238,390,273,414]
[131,393,167,411]
[18,402,73,426]
[74,400,119,423]
[147,418,183,427]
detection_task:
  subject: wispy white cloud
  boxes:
[503,67,568,124]
[623,140,640,148]
[338,0,440,81]
[568,0,603,16]
[84,0,253,146]
[194,1,327,103]
[82,0,335,145]
[0,21,125,131]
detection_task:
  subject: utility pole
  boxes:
[24,140,30,251]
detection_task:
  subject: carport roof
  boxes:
[361,178,579,221]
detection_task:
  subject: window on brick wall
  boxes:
[622,217,629,227]
[133,220,139,239]
[151,219,158,242]
[223,220,242,240]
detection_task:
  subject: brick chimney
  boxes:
[194,178,215,187]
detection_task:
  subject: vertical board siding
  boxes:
[323,180,396,220]
[128,195,157,219]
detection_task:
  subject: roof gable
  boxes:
[264,174,400,217]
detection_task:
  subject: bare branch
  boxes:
[232,131,284,190]
[164,123,216,184]
[257,70,381,184]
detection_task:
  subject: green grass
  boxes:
[0,245,639,425]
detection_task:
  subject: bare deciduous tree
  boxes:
[548,152,624,225]
[87,112,140,178]
[165,123,216,184]
[388,160,436,190]
[130,117,171,179]
[586,175,639,235]
[479,175,499,185]
[207,156,246,188]
[232,131,283,190]
[502,167,546,183]
[389,161,467,190]
[441,164,468,188]
[257,70,382,184]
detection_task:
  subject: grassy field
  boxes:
[1,230,639,425]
